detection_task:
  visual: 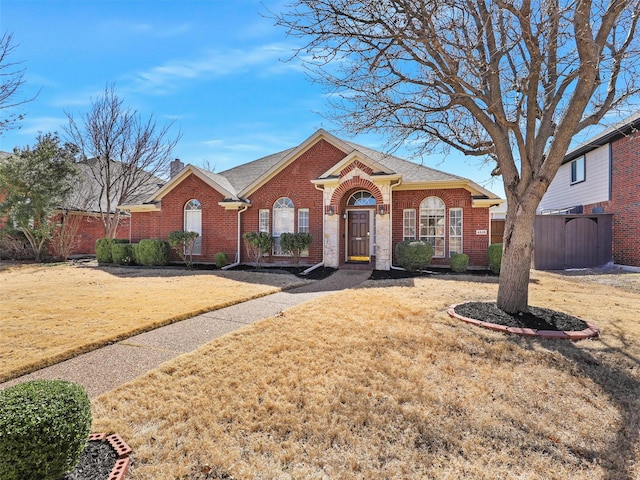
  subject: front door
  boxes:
[348,211,370,261]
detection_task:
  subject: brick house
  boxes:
[0,152,143,256]
[538,112,640,266]
[120,130,503,270]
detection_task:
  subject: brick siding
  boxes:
[126,139,492,268]
[391,189,490,267]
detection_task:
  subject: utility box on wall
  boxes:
[533,214,613,270]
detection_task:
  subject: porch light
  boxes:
[327,205,335,216]
[378,205,386,215]
[342,211,347,219]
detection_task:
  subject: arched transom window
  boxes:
[347,190,376,206]
[184,199,202,255]
[419,196,445,257]
[273,197,294,255]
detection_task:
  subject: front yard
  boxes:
[88,270,639,479]
[0,263,310,382]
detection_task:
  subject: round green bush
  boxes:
[214,251,228,268]
[488,243,503,274]
[395,240,434,272]
[95,238,128,265]
[0,380,92,480]
[136,239,171,266]
[111,243,134,265]
[450,253,469,273]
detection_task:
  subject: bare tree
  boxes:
[0,32,38,133]
[65,85,181,238]
[276,0,640,313]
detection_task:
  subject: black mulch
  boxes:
[369,268,494,280]
[224,264,337,280]
[60,440,117,480]
[454,302,589,332]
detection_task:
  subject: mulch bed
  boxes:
[369,268,494,280]
[224,264,337,281]
[61,440,117,480]
[454,302,588,331]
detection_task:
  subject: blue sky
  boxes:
[4,1,630,198]
[0,0,507,195]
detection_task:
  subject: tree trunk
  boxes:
[496,202,538,313]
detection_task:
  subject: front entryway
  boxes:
[347,211,370,261]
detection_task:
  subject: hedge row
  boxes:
[95,238,171,267]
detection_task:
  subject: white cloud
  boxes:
[100,20,191,38]
[128,43,301,94]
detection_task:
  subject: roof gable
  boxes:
[221,129,355,197]
[146,164,238,203]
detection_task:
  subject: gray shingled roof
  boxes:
[216,139,466,195]
[218,147,296,194]
[191,165,238,199]
[343,141,467,183]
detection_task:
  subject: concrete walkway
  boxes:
[1,269,372,398]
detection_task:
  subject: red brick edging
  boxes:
[447,304,601,340]
[87,433,132,480]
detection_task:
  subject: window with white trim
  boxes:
[298,208,310,257]
[273,197,294,255]
[403,209,416,241]
[347,190,376,206]
[184,199,202,255]
[449,208,463,256]
[259,209,270,233]
[298,209,309,233]
[571,156,585,184]
[419,196,446,257]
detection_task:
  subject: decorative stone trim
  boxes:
[447,304,601,340]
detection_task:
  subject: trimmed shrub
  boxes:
[488,243,503,274]
[243,231,274,268]
[136,239,171,266]
[215,251,228,268]
[450,253,469,273]
[131,243,140,264]
[280,232,312,267]
[395,240,434,272]
[0,380,92,480]
[167,230,200,268]
[95,238,128,265]
[111,243,134,265]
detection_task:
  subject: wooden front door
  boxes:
[348,211,370,261]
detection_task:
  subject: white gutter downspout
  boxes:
[300,184,327,275]
[221,204,249,270]
[388,178,402,270]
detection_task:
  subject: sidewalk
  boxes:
[1,269,372,398]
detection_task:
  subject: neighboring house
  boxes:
[120,130,503,270]
[0,151,159,255]
[538,112,640,267]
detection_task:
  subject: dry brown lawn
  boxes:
[91,270,640,480]
[0,263,309,383]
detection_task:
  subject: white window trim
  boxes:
[184,199,202,256]
[449,208,463,256]
[570,156,586,185]
[403,209,416,241]
[273,197,295,256]
[259,209,270,233]
[419,197,446,258]
[298,208,310,257]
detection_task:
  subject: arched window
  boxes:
[419,196,445,257]
[273,197,294,255]
[184,199,202,255]
[347,190,376,206]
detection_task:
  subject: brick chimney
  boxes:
[170,158,184,178]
